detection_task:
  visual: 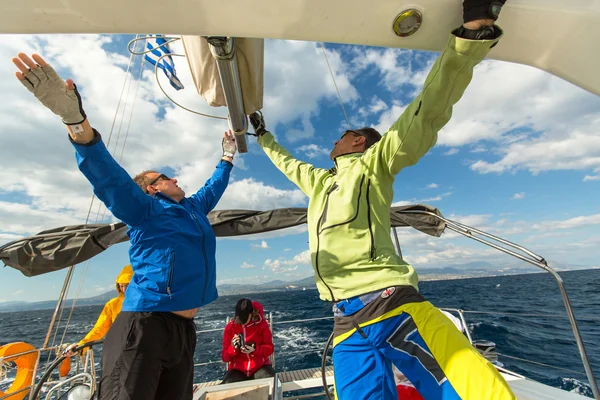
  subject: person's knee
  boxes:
[221,369,248,384]
[253,365,275,379]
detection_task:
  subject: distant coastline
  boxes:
[1,265,596,313]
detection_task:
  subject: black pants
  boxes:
[98,311,197,400]
[221,365,276,384]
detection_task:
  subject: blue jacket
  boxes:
[72,130,232,312]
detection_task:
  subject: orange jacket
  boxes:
[221,301,274,376]
[78,265,133,348]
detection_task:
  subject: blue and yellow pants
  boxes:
[332,288,516,400]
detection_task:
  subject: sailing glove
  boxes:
[19,64,87,125]
[222,133,237,159]
[249,111,267,137]
[463,0,505,23]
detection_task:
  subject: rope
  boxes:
[462,310,600,321]
[320,43,351,129]
[272,316,334,325]
[119,57,146,163]
[0,360,11,382]
[497,352,587,376]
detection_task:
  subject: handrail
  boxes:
[395,209,599,399]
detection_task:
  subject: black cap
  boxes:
[234,298,254,324]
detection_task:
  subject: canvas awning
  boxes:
[0,204,444,277]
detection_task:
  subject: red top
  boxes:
[221,301,274,376]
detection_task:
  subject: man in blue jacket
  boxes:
[12,53,237,400]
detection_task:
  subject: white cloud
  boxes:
[263,249,311,273]
[13,290,24,295]
[263,41,358,142]
[583,175,600,181]
[433,60,600,176]
[393,192,452,207]
[240,262,256,269]
[425,183,439,189]
[373,101,407,135]
[512,192,526,200]
[444,148,459,156]
[218,179,306,210]
[252,241,270,249]
[532,214,600,231]
[296,144,330,159]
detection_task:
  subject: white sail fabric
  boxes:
[181,36,264,114]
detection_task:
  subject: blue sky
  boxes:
[1,33,599,302]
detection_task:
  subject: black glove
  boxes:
[463,0,505,23]
[249,111,267,137]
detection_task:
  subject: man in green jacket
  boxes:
[249,1,515,399]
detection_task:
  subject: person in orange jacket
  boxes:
[221,299,275,383]
[64,265,133,356]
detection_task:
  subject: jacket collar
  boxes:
[333,152,363,171]
[155,192,183,205]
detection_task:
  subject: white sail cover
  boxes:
[181,36,264,114]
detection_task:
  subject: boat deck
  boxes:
[194,366,334,390]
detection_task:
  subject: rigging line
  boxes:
[320,42,351,129]
[111,46,140,156]
[496,352,587,376]
[462,310,600,321]
[153,52,228,121]
[119,57,147,163]
[45,269,75,366]
[127,35,181,56]
[105,34,138,149]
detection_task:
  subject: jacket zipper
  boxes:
[366,179,376,260]
[167,248,175,299]
[243,326,251,375]
[314,176,366,301]
[191,211,210,304]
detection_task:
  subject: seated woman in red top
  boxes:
[221,298,276,383]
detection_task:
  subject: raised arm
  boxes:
[364,2,504,177]
[12,53,153,226]
[250,112,329,195]
[190,131,235,214]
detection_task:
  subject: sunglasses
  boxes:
[340,130,362,140]
[144,174,171,193]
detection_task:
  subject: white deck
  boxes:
[193,366,588,399]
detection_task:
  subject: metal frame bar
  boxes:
[43,372,93,400]
[206,36,249,153]
[393,210,600,399]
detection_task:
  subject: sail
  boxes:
[0,205,445,277]
[181,36,264,114]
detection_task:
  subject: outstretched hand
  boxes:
[12,53,87,125]
[462,0,505,29]
[222,130,237,161]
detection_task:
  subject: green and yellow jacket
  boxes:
[258,32,501,301]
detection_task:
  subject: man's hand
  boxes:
[61,343,79,357]
[462,0,505,29]
[249,111,267,137]
[12,53,87,125]
[222,130,237,162]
